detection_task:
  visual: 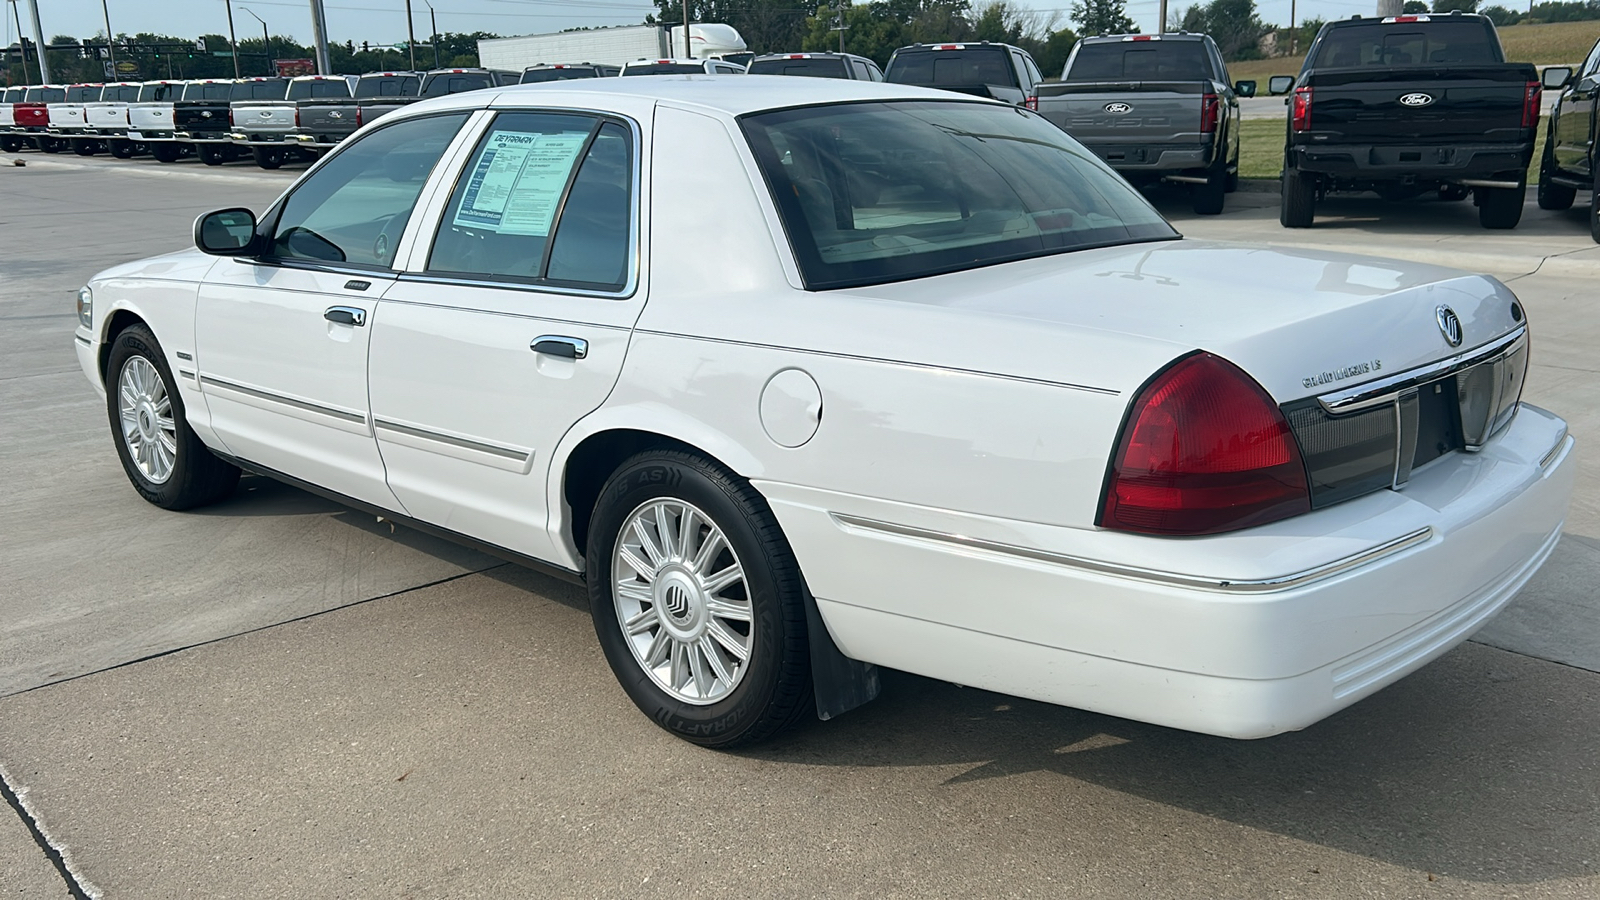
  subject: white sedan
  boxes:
[74,77,1575,747]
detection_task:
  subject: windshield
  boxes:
[288,79,352,100]
[183,83,233,101]
[1310,21,1502,67]
[748,58,849,78]
[1066,42,1210,80]
[138,83,182,102]
[886,49,1018,87]
[231,80,290,101]
[67,86,103,102]
[421,73,492,97]
[26,87,66,102]
[742,100,1176,289]
[355,76,421,98]
[622,64,705,76]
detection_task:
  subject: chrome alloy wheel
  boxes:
[612,498,754,705]
[117,356,177,484]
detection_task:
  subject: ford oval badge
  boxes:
[1104,102,1133,115]
[1399,92,1434,107]
[1436,305,1463,347]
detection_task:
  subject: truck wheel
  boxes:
[106,324,240,510]
[252,147,284,170]
[1280,167,1316,228]
[197,144,226,166]
[73,140,99,156]
[0,136,20,153]
[150,142,181,163]
[1478,178,1526,229]
[108,139,135,159]
[39,138,62,154]
[1192,160,1227,215]
[1536,144,1576,211]
[587,450,813,749]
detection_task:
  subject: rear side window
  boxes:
[742,100,1175,290]
[288,80,352,100]
[422,74,493,96]
[428,113,633,290]
[1310,22,1501,67]
[1066,42,1211,80]
[749,58,849,78]
[886,50,1019,88]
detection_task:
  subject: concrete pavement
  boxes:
[2,151,1597,897]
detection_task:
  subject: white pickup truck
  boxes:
[0,86,24,153]
[133,79,228,163]
[47,83,103,154]
[82,82,145,157]
[229,74,356,168]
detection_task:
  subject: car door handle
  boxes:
[530,335,587,359]
[324,306,366,327]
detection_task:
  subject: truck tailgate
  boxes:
[1304,65,1536,143]
[85,104,129,130]
[233,103,296,131]
[297,102,358,131]
[1037,80,1209,143]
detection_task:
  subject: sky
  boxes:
[6,0,1392,49]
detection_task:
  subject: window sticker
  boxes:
[452,129,590,236]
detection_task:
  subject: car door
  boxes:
[194,111,473,509]
[369,110,643,562]
[1555,42,1600,173]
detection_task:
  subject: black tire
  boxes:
[1537,140,1577,211]
[1225,169,1240,193]
[105,325,240,510]
[39,137,61,154]
[0,136,20,153]
[586,450,812,749]
[1280,166,1316,228]
[198,144,226,166]
[73,141,98,156]
[252,146,284,170]
[1192,158,1227,215]
[1478,178,1526,229]
[150,142,181,163]
[108,139,135,159]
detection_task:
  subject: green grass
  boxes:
[1237,117,1550,183]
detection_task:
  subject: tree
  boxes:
[1431,0,1479,11]
[1402,1,1429,11]
[1202,0,1266,60]
[1033,27,1079,77]
[1479,5,1523,24]
[1071,0,1137,36]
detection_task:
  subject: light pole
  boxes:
[425,1,438,69]
[241,7,268,75]
[23,0,48,83]
[682,0,691,58]
[308,0,330,75]
[404,0,416,71]
[223,0,241,78]
[100,0,115,69]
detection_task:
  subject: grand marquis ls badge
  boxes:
[1436,305,1463,347]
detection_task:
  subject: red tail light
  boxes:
[1522,80,1540,128]
[1200,93,1219,133]
[294,105,301,128]
[356,105,364,127]
[1024,95,1038,111]
[1099,353,1310,536]
[1291,86,1312,133]
[228,106,236,126]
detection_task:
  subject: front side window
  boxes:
[427,113,633,290]
[268,113,469,268]
[742,100,1176,290]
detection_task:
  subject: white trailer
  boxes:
[478,24,746,71]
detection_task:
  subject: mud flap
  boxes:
[804,589,880,720]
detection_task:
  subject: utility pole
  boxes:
[100,0,115,69]
[1159,0,1167,33]
[404,0,416,71]
[9,1,36,83]
[242,7,269,75]
[308,0,331,75]
[1290,0,1297,56]
[223,0,241,77]
[682,0,691,58]
[426,1,438,69]
[23,0,47,83]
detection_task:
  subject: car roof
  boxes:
[447,74,973,117]
[1080,32,1208,43]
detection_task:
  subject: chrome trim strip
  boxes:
[831,513,1435,594]
[177,368,197,380]
[372,417,530,463]
[1318,327,1527,415]
[636,330,1120,396]
[198,374,367,424]
[174,350,193,361]
[1540,428,1571,470]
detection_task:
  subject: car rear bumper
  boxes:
[763,403,1574,738]
[1290,141,1534,182]
[229,131,296,146]
[176,131,231,142]
[128,130,174,141]
[1080,141,1218,173]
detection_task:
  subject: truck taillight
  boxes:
[1522,81,1540,128]
[1291,86,1312,133]
[295,106,301,128]
[356,105,364,127]
[1200,93,1219,133]
[228,106,236,126]
[1024,95,1038,111]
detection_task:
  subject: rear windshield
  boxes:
[288,79,352,100]
[1065,41,1211,80]
[355,76,421,98]
[231,80,290,101]
[182,83,234,101]
[521,67,606,82]
[741,100,1176,290]
[622,64,706,76]
[421,73,493,96]
[886,49,1018,88]
[5,87,27,102]
[1310,21,1502,68]
[27,87,66,102]
[748,58,850,78]
[67,86,103,102]
[138,83,183,102]
[103,85,142,102]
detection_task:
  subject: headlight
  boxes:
[76,286,92,329]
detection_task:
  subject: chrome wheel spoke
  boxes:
[707,619,750,662]
[631,518,665,568]
[702,564,743,596]
[643,628,670,667]
[655,505,677,559]
[623,606,658,636]
[618,546,657,582]
[698,636,733,685]
[687,641,712,696]
[690,531,724,576]
[705,597,751,622]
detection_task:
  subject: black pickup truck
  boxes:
[1278,13,1540,229]
[1535,37,1600,241]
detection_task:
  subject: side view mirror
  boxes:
[194,208,263,256]
[1268,75,1295,96]
[1542,66,1572,90]
[1234,80,1257,98]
